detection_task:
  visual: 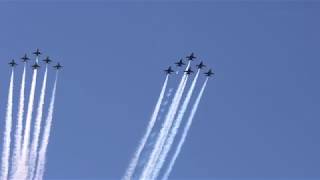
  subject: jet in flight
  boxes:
[196,61,206,69]
[53,62,63,70]
[43,56,52,64]
[184,67,194,75]
[164,66,174,74]
[33,48,41,56]
[9,59,18,67]
[204,69,214,77]
[186,53,196,61]
[32,63,40,69]
[21,54,30,62]
[175,59,185,67]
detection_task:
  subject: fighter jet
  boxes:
[53,62,63,70]
[184,67,194,75]
[9,59,18,67]
[164,66,174,74]
[196,61,206,69]
[21,54,30,62]
[175,59,185,67]
[33,48,41,56]
[204,69,214,77]
[32,63,40,69]
[43,56,52,64]
[186,53,196,61]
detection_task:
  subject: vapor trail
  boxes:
[11,64,26,177]
[150,70,200,180]
[140,63,190,180]
[34,72,59,180]
[162,78,208,180]
[16,69,38,179]
[0,70,14,180]
[122,75,169,180]
[29,66,48,180]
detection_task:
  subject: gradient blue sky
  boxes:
[0,1,319,180]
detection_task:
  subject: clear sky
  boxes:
[0,1,319,180]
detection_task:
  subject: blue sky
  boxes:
[0,1,319,179]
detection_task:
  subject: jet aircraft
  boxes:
[9,59,18,67]
[204,69,214,77]
[32,63,40,69]
[186,53,196,61]
[43,56,52,64]
[196,61,206,69]
[53,62,63,70]
[164,66,174,74]
[184,67,194,75]
[175,59,185,67]
[21,54,30,62]
[33,48,41,56]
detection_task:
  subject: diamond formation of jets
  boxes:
[164,53,214,78]
[8,49,63,71]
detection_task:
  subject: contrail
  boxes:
[140,63,190,180]
[162,78,209,180]
[122,75,169,180]
[0,69,14,180]
[16,68,38,179]
[150,70,200,180]
[34,72,59,180]
[29,66,48,180]
[10,64,26,177]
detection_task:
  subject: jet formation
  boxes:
[8,48,63,70]
[164,52,214,77]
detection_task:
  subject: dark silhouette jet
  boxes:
[21,54,30,62]
[196,61,206,69]
[43,56,52,64]
[164,66,174,75]
[32,63,40,69]
[9,59,18,67]
[175,59,185,67]
[184,67,194,75]
[53,62,63,70]
[33,48,41,56]
[186,53,196,61]
[204,69,214,77]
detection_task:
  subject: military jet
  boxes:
[164,66,174,74]
[186,53,196,61]
[184,67,194,75]
[43,56,52,64]
[33,48,41,56]
[204,69,214,77]
[9,59,18,67]
[32,63,40,69]
[196,61,206,69]
[53,62,63,70]
[175,59,185,67]
[21,54,30,62]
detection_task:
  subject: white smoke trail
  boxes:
[29,66,48,180]
[34,72,59,180]
[162,78,209,180]
[140,63,190,180]
[0,69,14,180]
[15,69,38,179]
[122,75,169,180]
[150,70,200,180]
[10,64,26,177]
